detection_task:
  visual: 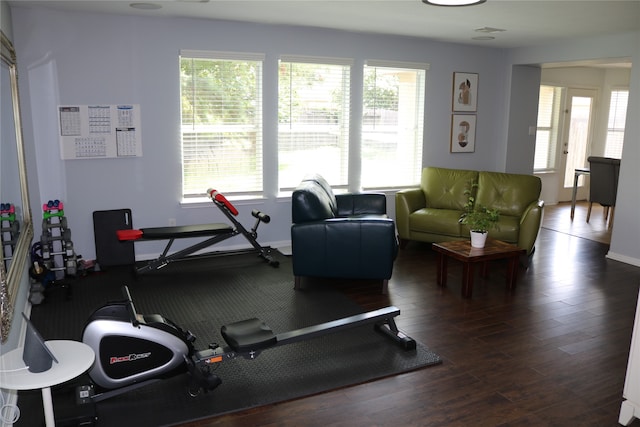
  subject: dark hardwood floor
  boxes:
[180,202,640,427]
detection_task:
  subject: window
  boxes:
[362,61,426,189]
[534,85,563,171]
[278,56,352,190]
[604,89,628,159]
[179,52,429,196]
[179,51,264,197]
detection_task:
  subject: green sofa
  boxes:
[395,167,544,255]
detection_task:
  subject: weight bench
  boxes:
[117,189,279,275]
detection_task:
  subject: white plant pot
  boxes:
[470,230,488,248]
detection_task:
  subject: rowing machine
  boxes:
[81,286,416,401]
[117,189,279,275]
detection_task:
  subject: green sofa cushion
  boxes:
[485,215,519,243]
[410,208,462,237]
[475,171,542,217]
[421,167,478,211]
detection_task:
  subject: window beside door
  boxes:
[534,85,627,174]
[604,89,628,159]
[534,85,563,171]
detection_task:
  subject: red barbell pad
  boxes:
[117,229,144,241]
[208,189,239,216]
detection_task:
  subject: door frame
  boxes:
[557,87,599,202]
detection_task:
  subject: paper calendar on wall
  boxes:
[58,104,143,159]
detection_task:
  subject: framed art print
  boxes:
[451,114,476,153]
[452,72,478,112]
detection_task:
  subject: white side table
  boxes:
[0,340,95,426]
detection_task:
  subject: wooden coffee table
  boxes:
[432,239,526,298]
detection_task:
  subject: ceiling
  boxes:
[9,0,640,50]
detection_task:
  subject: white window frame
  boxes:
[178,52,431,198]
[361,60,427,190]
[604,88,628,159]
[277,55,353,191]
[179,50,265,199]
[534,85,563,172]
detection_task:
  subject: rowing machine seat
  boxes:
[221,318,277,352]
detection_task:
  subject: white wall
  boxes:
[11,6,510,262]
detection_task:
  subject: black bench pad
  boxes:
[139,223,233,240]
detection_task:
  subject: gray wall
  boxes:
[2,4,638,420]
[1,2,30,347]
[9,7,640,268]
[11,6,509,261]
[505,65,542,174]
[536,66,631,205]
[1,0,31,411]
[508,32,640,266]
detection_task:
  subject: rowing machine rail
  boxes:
[187,306,416,395]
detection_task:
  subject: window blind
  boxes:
[361,64,425,189]
[180,54,263,197]
[604,89,628,159]
[534,85,562,171]
[277,59,351,190]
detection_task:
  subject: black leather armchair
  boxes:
[291,174,398,294]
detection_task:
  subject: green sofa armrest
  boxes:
[395,188,425,240]
[518,199,545,255]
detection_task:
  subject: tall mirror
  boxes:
[1,30,33,342]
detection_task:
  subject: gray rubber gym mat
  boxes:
[18,252,441,427]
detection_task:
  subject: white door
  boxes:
[558,88,597,202]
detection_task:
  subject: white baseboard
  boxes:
[607,251,640,267]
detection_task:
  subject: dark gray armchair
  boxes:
[586,156,621,228]
[291,174,398,294]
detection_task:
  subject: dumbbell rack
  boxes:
[0,203,20,271]
[40,200,77,279]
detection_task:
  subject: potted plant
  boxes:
[458,182,499,248]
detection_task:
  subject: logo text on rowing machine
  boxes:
[110,352,152,364]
